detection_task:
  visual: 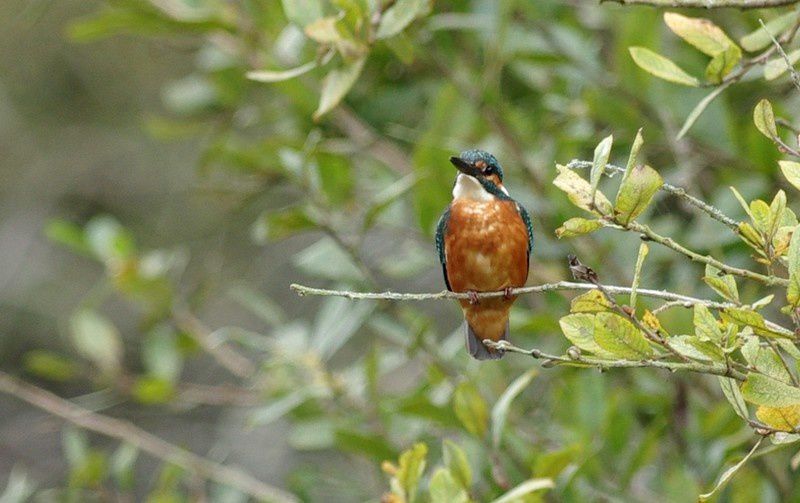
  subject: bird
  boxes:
[435,149,533,360]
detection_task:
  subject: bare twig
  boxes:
[172,309,256,380]
[601,0,800,8]
[760,18,800,93]
[482,340,747,381]
[0,371,298,503]
[290,282,794,337]
[625,221,790,287]
[291,281,730,306]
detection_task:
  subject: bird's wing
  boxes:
[435,206,452,291]
[516,202,534,274]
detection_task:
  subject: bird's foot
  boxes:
[467,291,480,305]
[503,287,514,300]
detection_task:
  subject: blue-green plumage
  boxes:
[435,206,451,291]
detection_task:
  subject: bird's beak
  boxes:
[449,156,482,177]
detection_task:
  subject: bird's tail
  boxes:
[465,321,508,360]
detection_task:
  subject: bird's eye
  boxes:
[484,165,495,175]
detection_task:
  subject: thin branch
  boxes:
[601,0,800,8]
[625,221,790,287]
[292,281,732,305]
[760,18,800,93]
[482,340,748,381]
[0,371,298,503]
[172,309,256,380]
[291,282,794,337]
[566,160,739,230]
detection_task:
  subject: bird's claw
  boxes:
[467,291,480,305]
[503,287,514,300]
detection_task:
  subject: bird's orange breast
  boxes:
[444,199,529,294]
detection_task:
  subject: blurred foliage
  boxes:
[3,0,800,502]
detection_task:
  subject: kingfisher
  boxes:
[435,150,533,360]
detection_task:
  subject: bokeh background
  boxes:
[1,0,799,501]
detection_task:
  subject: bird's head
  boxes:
[449,149,508,200]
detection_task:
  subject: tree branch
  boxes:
[291,281,733,306]
[172,309,256,380]
[601,0,800,8]
[0,371,298,503]
[566,160,739,231]
[482,340,747,380]
[290,282,794,337]
[625,221,790,287]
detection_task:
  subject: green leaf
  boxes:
[313,56,366,120]
[304,16,342,43]
[492,369,537,449]
[787,225,800,307]
[453,381,489,437]
[764,48,800,80]
[396,443,427,503]
[742,373,800,407]
[45,219,90,256]
[769,190,787,239]
[69,310,123,375]
[749,199,771,234]
[363,174,417,231]
[590,134,613,206]
[721,308,783,338]
[442,440,471,490]
[663,12,738,57]
[376,0,427,39]
[630,243,649,313]
[699,438,763,501]
[293,237,364,281]
[780,161,800,192]
[719,376,749,420]
[614,164,663,225]
[142,324,182,383]
[553,165,613,216]
[315,152,354,204]
[694,304,723,343]
[555,217,603,239]
[559,313,611,357]
[628,47,700,87]
[246,61,317,83]
[252,206,317,243]
[741,336,792,383]
[312,296,374,359]
[131,376,175,404]
[429,469,469,503]
[111,444,138,490]
[594,312,653,359]
[569,290,612,314]
[757,404,800,432]
[705,45,741,83]
[626,128,644,173]
[740,11,799,52]
[703,264,739,302]
[281,0,323,27]
[335,430,397,461]
[490,478,554,503]
[23,351,79,382]
[753,99,778,140]
[85,216,135,264]
[668,335,721,362]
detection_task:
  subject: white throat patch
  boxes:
[452,173,508,202]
